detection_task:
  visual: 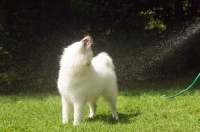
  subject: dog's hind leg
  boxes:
[103,96,118,120]
[87,101,97,118]
[102,87,118,120]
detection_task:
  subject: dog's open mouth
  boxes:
[83,36,92,49]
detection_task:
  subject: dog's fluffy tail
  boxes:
[92,52,115,69]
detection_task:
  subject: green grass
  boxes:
[1,79,200,132]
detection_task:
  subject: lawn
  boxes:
[1,77,200,132]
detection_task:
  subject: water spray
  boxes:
[116,21,200,84]
[134,21,200,76]
[160,22,200,98]
[133,21,200,98]
[162,72,200,98]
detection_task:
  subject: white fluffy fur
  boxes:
[57,36,118,125]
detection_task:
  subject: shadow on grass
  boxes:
[85,110,141,124]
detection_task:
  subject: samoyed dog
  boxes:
[57,36,118,125]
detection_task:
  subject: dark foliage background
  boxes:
[0,0,200,93]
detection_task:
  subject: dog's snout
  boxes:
[83,36,93,49]
[83,36,92,43]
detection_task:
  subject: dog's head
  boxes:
[67,36,93,54]
[63,36,93,66]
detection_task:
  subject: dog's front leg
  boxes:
[73,102,86,125]
[62,96,72,123]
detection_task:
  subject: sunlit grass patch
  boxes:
[0,81,200,131]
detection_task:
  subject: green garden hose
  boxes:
[163,72,200,99]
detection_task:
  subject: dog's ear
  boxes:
[86,61,91,66]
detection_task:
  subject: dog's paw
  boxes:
[73,121,80,126]
[62,119,69,124]
[112,114,119,120]
[88,113,95,118]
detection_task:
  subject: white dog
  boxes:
[57,36,118,125]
